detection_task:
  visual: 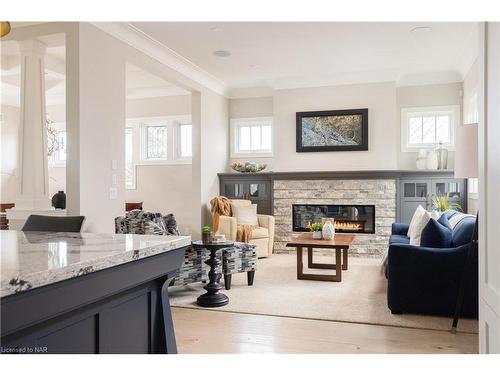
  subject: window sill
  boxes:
[48,163,66,168]
[136,159,192,166]
[401,145,456,153]
[230,152,274,159]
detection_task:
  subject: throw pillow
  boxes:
[409,209,433,246]
[420,218,453,248]
[408,205,426,241]
[437,213,452,230]
[232,203,258,226]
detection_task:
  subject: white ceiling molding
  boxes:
[90,22,228,97]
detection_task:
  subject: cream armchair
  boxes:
[218,199,275,258]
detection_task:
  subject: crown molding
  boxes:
[90,22,228,97]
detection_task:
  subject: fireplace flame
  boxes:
[335,220,363,231]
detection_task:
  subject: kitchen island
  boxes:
[0,230,190,354]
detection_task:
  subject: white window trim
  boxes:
[230,117,274,158]
[401,105,459,152]
[127,115,192,166]
[125,116,191,190]
[468,178,479,200]
[173,121,193,162]
[125,127,137,190]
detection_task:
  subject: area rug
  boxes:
[169,253,478,334]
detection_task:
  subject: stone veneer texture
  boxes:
[273,179,397,257]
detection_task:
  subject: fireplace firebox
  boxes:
[292,204,375,234]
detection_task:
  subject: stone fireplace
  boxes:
[273,179,397,256]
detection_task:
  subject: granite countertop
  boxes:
[0,230,191,298]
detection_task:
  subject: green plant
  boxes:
[202,225,212,234]
[309,222,324,232]
[431,193,462,212]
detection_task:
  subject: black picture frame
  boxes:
[296,108,368,152]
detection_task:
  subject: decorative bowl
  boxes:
[231,162,267,173]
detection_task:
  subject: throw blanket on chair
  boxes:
[210,196,232,232]
[210,196,256,243]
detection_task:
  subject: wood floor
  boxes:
[172,307,478,354]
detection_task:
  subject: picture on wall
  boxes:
[296,108,368,152]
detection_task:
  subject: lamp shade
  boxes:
[454,123,478,178]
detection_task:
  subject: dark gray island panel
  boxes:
[0,231,190,354]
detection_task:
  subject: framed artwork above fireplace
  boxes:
[296,108,368,152]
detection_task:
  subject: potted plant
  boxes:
[201,225,213,243]
[309,222,324,239]
[431,192,463,212]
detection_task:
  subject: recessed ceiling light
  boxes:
[410,26,432,34]
[213,50,231,57]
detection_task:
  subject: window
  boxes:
[401,106,459,152]
[48,130,67,166]
[468,178,479,199]
[125,116,192,188]
[142,125,168,160]
[178,123,192,158]
[231,117,273,157]
[125,128,135,189]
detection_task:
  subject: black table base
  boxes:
[192,240,234,308]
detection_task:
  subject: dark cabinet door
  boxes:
[220,177,272,214]
[400,179,431,223]
[431,178,466,211]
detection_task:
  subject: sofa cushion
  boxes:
[420,218,453,248]
[250,226,269,239]
[451,216,476,247]
[389,234,410,245]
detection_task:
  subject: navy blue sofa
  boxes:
[386,210,478,318]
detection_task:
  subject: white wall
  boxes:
[228,82,463,172]
[251,82,399,171]
[125,95,193,233]
[229,96,273,118]
[192,89,229,237]
[75,23,126,232]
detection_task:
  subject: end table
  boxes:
[192,240,234,307]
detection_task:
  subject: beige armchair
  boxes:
[217,199,275,258]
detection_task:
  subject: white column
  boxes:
[6,39,65,229]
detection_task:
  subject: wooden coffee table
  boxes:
[286,233,355,282]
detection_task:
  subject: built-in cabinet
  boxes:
[219,171,467,222]
[219,175,273,214]
[399,177,466,223]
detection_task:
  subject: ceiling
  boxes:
[126,63,190,99]
[1,33,189,107]
[130,22,478,93]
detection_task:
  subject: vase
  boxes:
[416,149,427,170]
[435,142,448,170]
[426,150,439,170]
[51,191,66,209]
[312,231,322,240]
[322,219,335,240]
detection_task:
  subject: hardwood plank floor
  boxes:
[172,307,478,354]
